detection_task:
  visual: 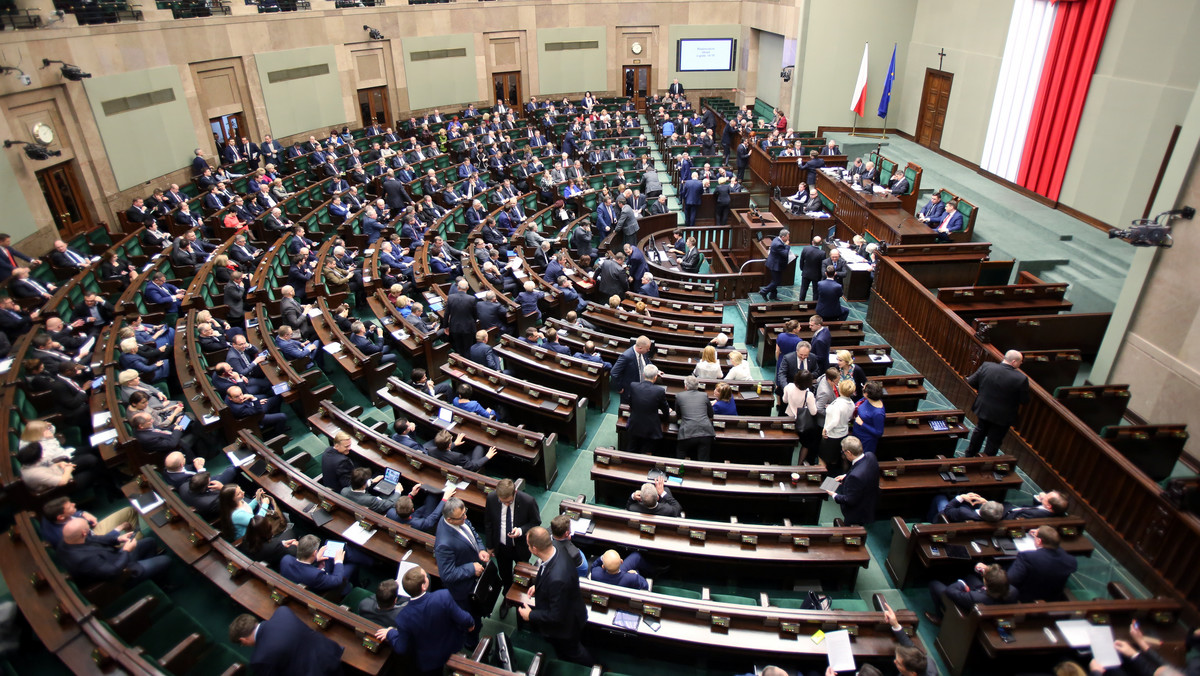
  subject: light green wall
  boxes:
[899,0,1013,163]
[81,66,195,191]
[537,27,608,96]
[1059,0,1200,228]
[255,46,344,140]
[402,34,478,110]
[755,30,785,108]
[0,158,39,242]
[793,2,917,130]
[668,25,743,90]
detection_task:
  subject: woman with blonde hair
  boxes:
[692,345,724,379]
[20,420,74,459]
[196,308,242,340]
[836,349,867,399]
[820,378,858,470]
[608,295,622,309]
[723,350,753,381]
[213,254,236,284]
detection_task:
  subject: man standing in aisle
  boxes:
[964,350,1029,457]
[518,527,592,665]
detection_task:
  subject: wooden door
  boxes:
[915,68,953,150]
[357,86,391,129]
[37,161,94,238]
[491,71,522,111]
[210,112,246,146]
[623,65,651,107]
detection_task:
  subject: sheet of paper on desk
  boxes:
[849,263,873,271]
[92,411,112,428]
[1013,535,1037,552]
[820,477,841,493]
[869,354,892,363]
[341,522,375,545]
[570,517,592,535]
[825,629,856,672]
[1054,620,1092,648]
[323,342,342,354]
[305,307,322,317]
[89,429,118,446]
[1088,625,1121,668]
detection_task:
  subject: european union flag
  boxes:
[878,44,897,118]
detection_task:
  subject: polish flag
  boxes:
[850,43,869,117]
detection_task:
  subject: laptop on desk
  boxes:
[373,467,402,497]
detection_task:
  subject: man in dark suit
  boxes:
[925,563,1018,626]
[230,607,344,676]
[280,534,357,600]
[444,280,479,356]
[759,230,791,301]
[822,248,848,285]
[0,296,35,341]
[975,525,1077,603]
[965,350,1029,456]
[674,375,715,461]
[809,315,833,374]
[931,489,1068,523]
[668,79,685,96]
[374,567,474,676]
[916,193,946,226]
[517,527,592,665]
[467,330,504,371]
[798,150,825,187]
[225,385,289,437]
[594,251,630,301]
[610,335,652,405]
[886,168,910,196]
[190,148,210,176]
[680,173,704,230]
[72,292,114,333]
[827,437,879,526]
[485,478,540,618]
[626,474,682,517]
[57,517,171,586]
[320,432,357,493]
[48,239,90,271]
[815,266,849,322]
[735,141,751,182]
[434,497,489,649]
[776,340,818,394]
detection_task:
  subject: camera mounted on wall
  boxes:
[42,59,91,81]
[1109,207,1194,248]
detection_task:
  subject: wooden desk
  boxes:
[379,377,558,486]
[885,516,1092,589]
[814,171,936,245]
[507,564,923,665]
[306,399,496,514]
[440,353,587,447]
[494,334,610,410]
[560,500,870,589]
[875,455,1024,517]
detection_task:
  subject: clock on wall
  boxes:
[631,42,643,55]
[32,122,55,146]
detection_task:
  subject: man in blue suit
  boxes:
[595,196,617,239]
[144,272,184,314]
[280,535,358,600]
[623,243,648,284]
[225,385,289,437]
[589,550,649,590]
[468,330,505,372]
[808,315,832,374]
[0,233,40,282]
[610,335,652,405]
[374,567,474,676]
[680,173,704,230]
[434,497,490,649]
[974,525,1077,603]
[935,200,964,242]
[230,606,344,676]
[759,230,791,301]
[362,207,386,244]
[916,192,946,226]
[815,265,850,322]
[542,251,565,284]
[827,437,880,527]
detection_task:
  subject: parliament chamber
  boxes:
[1,0,1199,675]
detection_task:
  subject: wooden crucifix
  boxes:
[937,49,947,71]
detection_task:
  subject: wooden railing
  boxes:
[867,254,1200,620]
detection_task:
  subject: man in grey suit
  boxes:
[616,195,639,247]
[673,375,715,461]
[339,468,399,516]
[278,285,315,340]
[223,271,247,327]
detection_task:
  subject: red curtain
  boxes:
[1017,0,1116,201]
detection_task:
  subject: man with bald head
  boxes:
[588,549,649,590]
[964,350,1029,457]
[57,517,171,586]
